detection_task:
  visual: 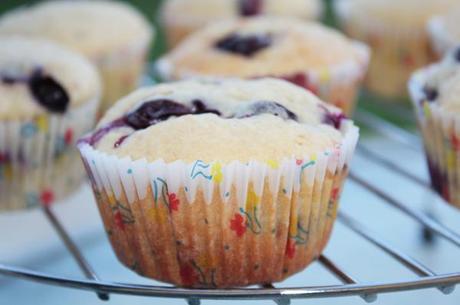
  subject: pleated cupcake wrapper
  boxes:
[427,16,457,59]
[156,42,369,116]
[0,98,99,211]
[409,70,460,207]
[335,0,434,98]
[78,121,359,287]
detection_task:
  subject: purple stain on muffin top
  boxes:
[81,99,300,147]
[237,101,298,120]
[215,33,272,57]
[1,68,69,113]
[124,99,221,130]
[422,85,438,102]
[320,106,346,130]
[238,0,263,16]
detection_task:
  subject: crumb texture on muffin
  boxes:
[86,78,347,163]
[0,0,153,56]
[0,37,100,120]
[160,16,363,78]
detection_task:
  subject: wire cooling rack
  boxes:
[1,109,460,305]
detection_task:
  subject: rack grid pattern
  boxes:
[1,109,460,305]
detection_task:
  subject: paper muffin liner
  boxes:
[91,39,151,114]
[78,120,359,287]
[409,69,460,207]
[427,16,458,59]
[156,42,370,116]
[335,0,436,99]
[0,98,99,211]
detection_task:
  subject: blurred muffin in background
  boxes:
[409,47,460,208]
[335,0,460,99]
[0,37,101,211]
[161,0,323,48]
[0,0,153,113]
[428,8,460,59]
[157,16,369,115]
[78,77,359,287]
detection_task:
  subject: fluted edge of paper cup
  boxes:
[78,120,359,287]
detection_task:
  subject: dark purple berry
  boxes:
[28,69,69,113]
[238,0,263,16]
[124,99,191,130]
[114,135,129,148]
[191,99,221,115]
[237,101,297,121]
[422,85,438,102]
[322,107,347,130]
[454,47,460,62]
[215,33,272,57]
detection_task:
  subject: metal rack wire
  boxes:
[1,109,460,304]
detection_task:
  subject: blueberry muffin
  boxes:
[335,0,460,99]
[0,0,153,112]
[157,16,369,115]
[428,8,460,58]
[78,78,359,287]
[0,37,101,210]
[409,48,460,208]
[161,0,323,48]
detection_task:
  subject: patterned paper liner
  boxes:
[78,120,359,287]
[427,16,458,59]
[156,42,369,116]
[0,97,99,211]
[409,68,460,207]
[335,0,435,99]
[90,38,152,114]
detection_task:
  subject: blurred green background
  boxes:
[0,0,415,128]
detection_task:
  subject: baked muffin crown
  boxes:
[0,0,153,57]
[0,37,101,120]
[158,16,365,79]
[411,47,460,113]
[336,0,460,28]
[161,0,323,25]
[83,78,352,163]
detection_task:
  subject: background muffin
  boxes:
[409,48,460,208]
[335,0,460,99]
[0,0,153,113]
[157,16,369,115]
[428,8,460,59]
[0,37,101,210]
[161,0,323,48]
[78,78,359,287]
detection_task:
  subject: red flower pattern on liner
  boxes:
[285,239,296,259]
[180,264,197,286]
[64,128,74,145]
[40,189,54,207]
[331,187,340,201]
[114,211,125,231]
[230,213,247,237]
[168,193,180,212]
[451,133,460,151]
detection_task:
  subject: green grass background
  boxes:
[0,0,416,128]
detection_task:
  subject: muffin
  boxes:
[78,78,359,287]
[0,37,101,210]
[335,0,460,99]
[157,17,370,115]
[161,0,323,48]
[0,0,153,113]
[409,48,460,208]
[428,8,460,58]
